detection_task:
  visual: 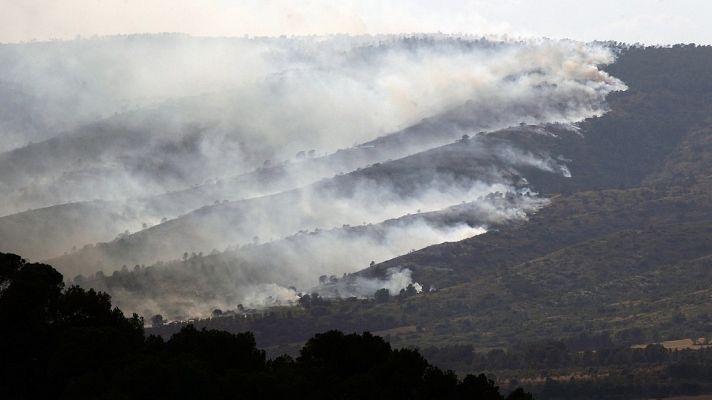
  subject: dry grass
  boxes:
[516,371,610,384]
[372,325,417,337]
[632,338,712,350]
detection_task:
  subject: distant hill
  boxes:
[47,129,566,277]
[362,44,712,287]
[337,45,712,351]
[0,201,133,261]
[0,106,519,262]
[0,35,623,271]
[144,45,712,355]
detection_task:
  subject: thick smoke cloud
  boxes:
[49,133,570,277]
[0,35,622,215]
[0,34,626,319]
[75,193,546,319]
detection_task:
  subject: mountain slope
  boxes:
[47,131,567,277]
[143,45,712,354]
[0,202,134,260]
[343,45,712,348]
[360,44,712,287]
[362,183,712,288]
[384,220,712,349]
[0,108,514,260]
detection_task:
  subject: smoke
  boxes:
[75,222,477,318]
[74,193,543,319]
[48,132,565,277]
[0,34,626,319]
[0,35,622,215]
[319,267,424,299]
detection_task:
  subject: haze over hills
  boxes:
[1,32,712,400]
[52,43,710,324]
[129,43,712,336]
[0,35,617,210]
[3,1,712,398]
[47,129,566,276]
[2,30,712,353]
[0,35,626,306]
[362,45,712,287]
[94,43,710,399]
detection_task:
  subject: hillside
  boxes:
[0,201,134,261]
[360,44,712,288]
[0,106,541,262]
[1,36,625,277]
[47,129,567,277]
[70,194,542,318]
[144,45,712,355]
[4,41,712,363]
[45,45,712,328]
[148,186,712,348]
[0,116,450,260]
[344,44,712,349]
[364,183,712,288]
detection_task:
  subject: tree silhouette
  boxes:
[0,253,532,399]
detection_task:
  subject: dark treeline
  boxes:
[0,253,532,399]
[148,290,424,349]
[424,340,712,371]
[423,340,712,400]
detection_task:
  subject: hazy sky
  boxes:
[1,0,711,44]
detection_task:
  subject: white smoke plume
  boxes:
[0,34,626,319]
[0,35,623,215]
[73,192,546,319]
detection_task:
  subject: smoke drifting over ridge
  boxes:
[76,193,546,319]
[52,132,573,275]
[0,34,626,318]
[62,130,577,319]
[0,35,622,214]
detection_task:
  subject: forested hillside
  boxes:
[141,45,712,399]
[362,44,712,286]
[2,37,712,399]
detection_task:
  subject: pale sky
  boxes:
[1,0,711,44]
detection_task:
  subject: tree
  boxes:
[151,314,165,327]
[458,374,503,400]
[0,252,533,399]
[374,288,390,303]
[0,253,64,326]
[398,283,418,300]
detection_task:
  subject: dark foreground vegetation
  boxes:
[0,253,532,400]
[424,340,712,399]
